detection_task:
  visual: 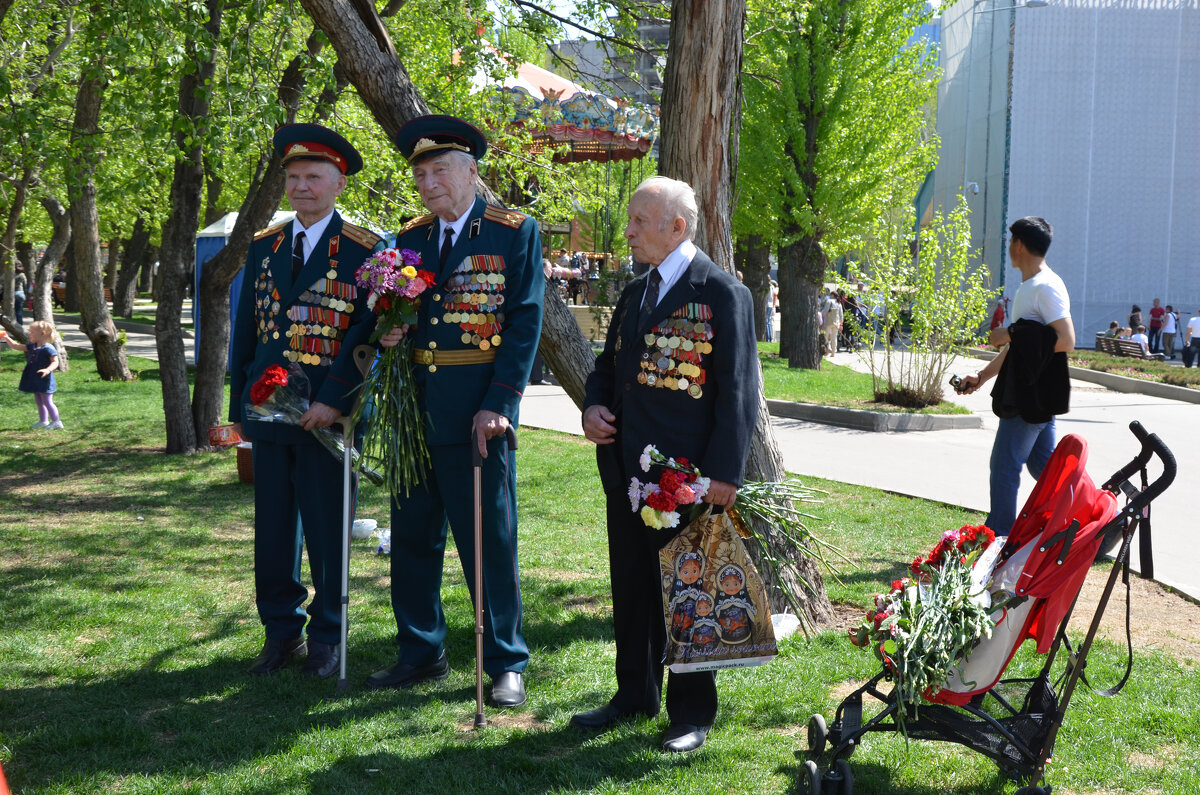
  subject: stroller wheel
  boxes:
[807,713,828,757]
[798,759,822,794]
[821,759,854,794]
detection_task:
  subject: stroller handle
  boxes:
[1100,421,1176,510]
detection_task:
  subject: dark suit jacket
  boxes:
[228,210,383,444]
[396,196,543,447]
[584,250,759,491]
[991,318,1070,424]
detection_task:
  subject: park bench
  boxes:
[52,285,113,305]
[1094,332,1165,362]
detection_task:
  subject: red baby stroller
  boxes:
[799,422,1176,794]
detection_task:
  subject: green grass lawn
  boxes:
[1068,348,1200,389]
[1,352,1197,793]
[759,343,970,415]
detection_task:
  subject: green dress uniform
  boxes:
[387,195,543,676]
[228,210,383,646]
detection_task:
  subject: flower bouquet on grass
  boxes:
[629,444,846,624]
[849,524,1001,732]
[351,248,435,495]
[244,364,382,485]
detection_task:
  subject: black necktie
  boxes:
[439,227,454,268]
[291,231,306,281]
[639,267,662,327]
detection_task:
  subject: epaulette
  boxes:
[341,221,384,249]
[484,205,527,230]
[253,221,287,242]
[398,213,436,236]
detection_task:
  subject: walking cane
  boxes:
[336,345,378,694]
[471,424,518,729]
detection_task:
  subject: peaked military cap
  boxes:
[274,123,363,176]
[395,114,487,163]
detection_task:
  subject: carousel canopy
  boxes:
[475,54,658,163]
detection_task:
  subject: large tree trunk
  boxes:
[299,0,598,407]
[660,0,741,269]
[737,234,771,340]
[157,0,222,453]
[113,215,148,318]
[1,163,36,321]
[659,0,830,621]
[68,70,131,380]
[191,29,329,444]
[779,236,825,369]
[34,195,70,325]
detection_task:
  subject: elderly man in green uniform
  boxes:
[365,115,543,709]
[229,123,383,679]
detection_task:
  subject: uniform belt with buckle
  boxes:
[411,348,498,366]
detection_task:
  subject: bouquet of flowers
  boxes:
[244,364,382,485]
[629,445,845,624]
[849,524,1001,730]
[351,248,436,495]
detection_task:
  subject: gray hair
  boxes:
[635,176,698,238]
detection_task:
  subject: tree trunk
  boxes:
[113,215,148,317]
[68,70,131,381]
[1,163,36,321]
[157,0,222,453]
[738,234,771,340]
[659,0,831,620]
[191,29,328,444]
[779,236,824,369]
[139,243,158,294]
[34,195,70,325]
[660,0,742,269]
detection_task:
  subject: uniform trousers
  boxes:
[388,437,528,676]
[252,436,350,646]
[604,487,718,727]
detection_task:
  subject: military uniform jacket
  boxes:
[398,196,543,447]
[228,210,383,444]
[584,251,759,490]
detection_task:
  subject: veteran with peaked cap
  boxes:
[228,122,383,680]
[365,114,543,710]
[576,176,759,753]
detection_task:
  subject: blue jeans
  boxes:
[986,415,1056,536]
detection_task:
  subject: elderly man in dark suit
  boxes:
[229,123,383,679]
[365,115,543,709]
[574,176,759,753]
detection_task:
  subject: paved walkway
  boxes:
[55,313,1198,601]
[522,351,1198,602]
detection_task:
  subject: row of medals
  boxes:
[442,269,505,351]
[638,319,714,399]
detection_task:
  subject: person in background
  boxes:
[13,264,27,324]
[1101,320,1120,338]
[1148,298,1165,354]
[1128,304,1143,333]
[957,217,1074,537]
[1183,309,1200,368]
[1130,325,1150,355]
[1161,305,1178,360]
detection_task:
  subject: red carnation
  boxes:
[418,269,436,285]
[646,489,677,512]
[250,365,289,405]
[674,484,696,504]
[659,470,684,495]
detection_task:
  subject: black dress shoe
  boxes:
[490,671,526,708]
[661,723,710,753]
[247,637,306,675]
[364,650,450,690]
[302,641,340,679]
[570,702,644,730]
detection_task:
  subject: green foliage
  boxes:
[848,200,995,406]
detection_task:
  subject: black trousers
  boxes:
[604,488,718,727]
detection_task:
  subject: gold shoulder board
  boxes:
[341,221,384,249]
[253,222,287,242]
[484,205,527,230]
[398,213,436,236]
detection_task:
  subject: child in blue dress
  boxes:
[5,320,63,429]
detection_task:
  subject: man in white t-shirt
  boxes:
[1130,326,1150,356]
[959,217,1075,535]
[1161,306,1178,359]
[1184,310,1200,368]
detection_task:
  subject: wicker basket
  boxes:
[236,442,254,485]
